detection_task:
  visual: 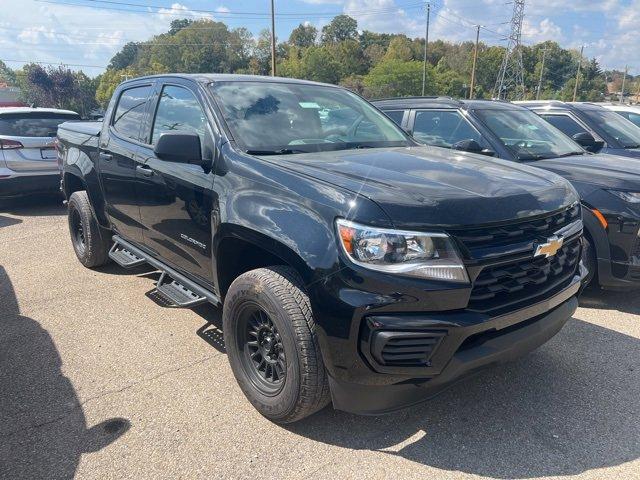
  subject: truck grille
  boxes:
[468,238,581,313]
[450,203,580,250]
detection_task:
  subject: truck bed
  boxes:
[57,121,102,148]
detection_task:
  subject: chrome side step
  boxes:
[111,235,221,307]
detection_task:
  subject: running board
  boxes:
[111,235,221,307]
[109,243,146,268]
[155,272,207,307]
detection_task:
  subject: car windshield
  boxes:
[0,112,81,137]
[474,108,585,161]
[583,108,640,148]
[210,81,411,154]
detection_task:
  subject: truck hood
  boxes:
[535,153,640,191]
[269,146,577,229]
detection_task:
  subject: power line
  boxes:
[494,0,526,99]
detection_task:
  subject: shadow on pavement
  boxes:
[287,318,640,478]
[0,266,131,479]
[0,194,66,216]
[579,287,640,315]
[0,215,22,228]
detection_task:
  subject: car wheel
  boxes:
[67,191,111,268]
[582,235,597,288]
[223,266,330,423]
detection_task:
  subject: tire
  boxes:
[67,191,111,268]
[582,234,597,288]
[223,266,330,423]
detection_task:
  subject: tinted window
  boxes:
[210,81,409,154]
[539,114,588,138]
[412,110,484,148]
[0,112,80,137]
[582,108,640,148]
[112,85,152,141]
[151,85,206,145]
[475,108,584,161]
[383,110,404,126]
[622,112,640,128]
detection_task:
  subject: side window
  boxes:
[413,110,484,148]
[384,110,405,126]
[539,114,587,138]
[151,85,207,146]
[623,112,640,128]
[112,85,152,141]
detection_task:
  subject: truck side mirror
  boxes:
[572,132,603,153]
[154,131,202,164]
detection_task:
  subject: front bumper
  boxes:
[317,266,584,415]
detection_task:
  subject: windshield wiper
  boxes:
[245,148,309,155]
[554,151,585,158]
[624,144,640,149]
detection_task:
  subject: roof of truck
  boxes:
[121,73,338,89]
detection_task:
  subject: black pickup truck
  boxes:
[58,74,585,423]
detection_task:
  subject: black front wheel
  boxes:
[223,266,330,423]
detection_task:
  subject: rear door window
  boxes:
[0,112,80,137]
[538,113,588,138]
[111,85,152,141]
[412,109,484,148]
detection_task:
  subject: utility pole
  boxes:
[493,0,526,100]
[469,25,481,99]
[536,46,547,100]
[270,0,276,76]
[572,45,584,102]
[620,65,628,104]
[421,2,430,96]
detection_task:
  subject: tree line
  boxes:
[0,15,636,114]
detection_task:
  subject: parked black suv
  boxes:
[375,97,640,289]
[517,101,640,158]
[58,75,584,423]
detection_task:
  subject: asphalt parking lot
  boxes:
[1,197,640,480]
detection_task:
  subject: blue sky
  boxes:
[0,0,638,77]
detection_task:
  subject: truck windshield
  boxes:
[582,109,640,149]
[474,108,585,161]
[210,81,411,154]
[0,112,81,137]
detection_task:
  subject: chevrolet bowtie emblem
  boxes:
[534,236,564,258]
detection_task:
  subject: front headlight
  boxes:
[336,219,469,282]
[608,190,640,203]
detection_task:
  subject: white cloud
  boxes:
[215,6,231,14]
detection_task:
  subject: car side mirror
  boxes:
[453,139,483,153]
[154,131,202,164]
[572,132,603,153]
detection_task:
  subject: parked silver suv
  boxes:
[0,107,80,198]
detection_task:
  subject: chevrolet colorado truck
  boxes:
[58,74,585,423]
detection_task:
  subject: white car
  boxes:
[599,103,640,128]
[0,107,80,199]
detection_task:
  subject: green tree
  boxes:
[383,36,415,62]
[301,47,342,84]
[364,59,432,98]
[169,18,193,35]
[0,60,16,85]
[289,23,317,48]
[108,42,140,70]
[321,15,357,44]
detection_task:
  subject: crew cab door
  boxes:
[135,81,216,284]
[98,83,154,244]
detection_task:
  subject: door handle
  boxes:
[136,165,154,177]
[99,152,112,161]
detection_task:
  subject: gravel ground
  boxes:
[1,196,639,480]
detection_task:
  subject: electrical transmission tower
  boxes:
[494,0,526,100]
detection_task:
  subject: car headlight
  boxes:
[608,190,640,203]
[336,219,469,282]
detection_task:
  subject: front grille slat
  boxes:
[451,204,580,250]
[468,239,581,313]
